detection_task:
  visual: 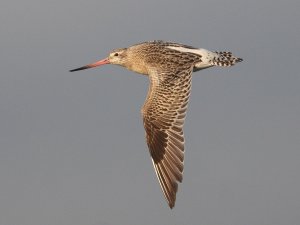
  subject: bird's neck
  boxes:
[124,52,148,75]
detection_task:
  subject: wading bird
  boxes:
[70,40,242,208]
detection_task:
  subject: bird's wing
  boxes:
[142,65,193,208]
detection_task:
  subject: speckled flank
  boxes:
[70,40,243,209]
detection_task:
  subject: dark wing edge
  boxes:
[142,67,192,208]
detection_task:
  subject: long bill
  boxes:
[69,58,110,72]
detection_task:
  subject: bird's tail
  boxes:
[210,51,243,67]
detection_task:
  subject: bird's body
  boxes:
[70,40,242,208]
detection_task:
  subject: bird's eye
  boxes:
[114,52,119,56]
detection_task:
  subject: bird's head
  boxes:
[69,48,127,72]
[108,48,127,65]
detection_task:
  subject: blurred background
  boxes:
[1,0,299,224]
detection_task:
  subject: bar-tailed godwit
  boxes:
[70,40,243,208]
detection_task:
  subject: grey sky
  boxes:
[1,0,299,224]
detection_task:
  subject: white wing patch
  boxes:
[166,46,210,56]
[166,46,218,68]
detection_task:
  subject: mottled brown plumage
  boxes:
[70,40,243,208]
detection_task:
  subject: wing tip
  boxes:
[168,201,175,209]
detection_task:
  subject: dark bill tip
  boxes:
[69,65,91,72]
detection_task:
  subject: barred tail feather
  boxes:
[211,51,243,67]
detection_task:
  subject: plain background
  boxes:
[1,0,299,225]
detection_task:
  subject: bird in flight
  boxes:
[70,40,242,208]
